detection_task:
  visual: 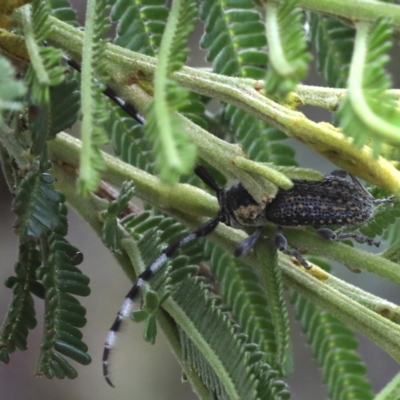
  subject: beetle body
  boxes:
[219,173,374,229]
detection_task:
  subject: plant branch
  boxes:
[42,16,400,194]
[48,132,400,366]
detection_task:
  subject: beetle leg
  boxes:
[373,196,394,204]
[234,227,262,257]
[275,228,310,269]
[316,228,380,247]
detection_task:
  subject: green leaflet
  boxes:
[264,0,310,99]
[36,229,91,378]
[30,78,80,155]
[169,276,291,400]
[199,0,295,165]
[111,0,168,55]
[6,157,90,378]
[310,13,355,88]
[78,0,110,195]
[22,0,65,105]
[0,55,26,125]
[105,104,155,173]
[12,168,67,239]
[291,258,373,400]
[200,0,267,78]
[0,242,43,363]
[110,0,209,132]
[256,239,292,377]
[145,0,197,182]
[204,242,278,367]
[359,199,400,238]
[49,0,79,26]
[338,20,400,153]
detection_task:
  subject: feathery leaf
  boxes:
[310,13,355,88]
[111,0,168,55]
[257,239,292,376]
[0,242,43,363]
[292,258,373,400]
[22,0,65,105]
[264,0,310,98]
[36,228,91,378]
[338,20,400,153]
[49,0,79,26]
[12,166,67,240]
[145,0,197,182]
[78,0,110,195]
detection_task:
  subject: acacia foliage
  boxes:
[1,1,400,399]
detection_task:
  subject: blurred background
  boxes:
[1,2,400,399]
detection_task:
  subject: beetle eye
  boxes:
[219,213,229,225]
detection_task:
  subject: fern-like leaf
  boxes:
[359,199,400,238]
[0,242,44,363]
[0,55,26,125]
[264,0,310,98]
[29,77,80,155]
[110,0,209,133]
[49,0,79,26]
[36,227,91,379]
[200,0,267,78]
[200,1,295,164]
[173,275,291,400]
[111,0,168,55]
[104,104,155,173]
[291,258,373,400]
[338,20,400,153]
[145,0,197,182]
[78,0,110,194]
[310,13,355,88]
[12,166,67,240]
[257,239,292,376]
[22,0,65,105]
[204,242,278,367]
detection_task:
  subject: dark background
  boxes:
[1,3,400,399]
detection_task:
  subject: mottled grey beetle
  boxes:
[103,165,392,386]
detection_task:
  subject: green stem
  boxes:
[154,309,211,400]
[316,267,400,324]
[279,258,400,363]
[161,297,240,400]
[78,0,105,193]
[295,0,400,25]
[283,228,400,286]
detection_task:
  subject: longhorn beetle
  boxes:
[102,165,393,386]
